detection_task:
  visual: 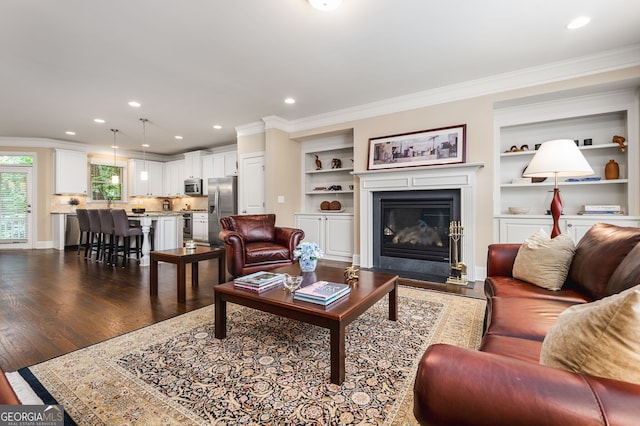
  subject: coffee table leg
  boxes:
[150,258,158,297]
[192,262,199,287]
[389,279,398,321]
[177,262,186,303]
[214,291,227,339]
[330,324,345,384]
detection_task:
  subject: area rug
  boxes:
[21,287,485,425]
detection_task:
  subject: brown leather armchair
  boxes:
[219,214,305,277]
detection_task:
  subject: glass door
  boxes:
[0,166,33,248]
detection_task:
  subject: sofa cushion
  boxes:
[485,276,589,303]
[227,214,276,242]
[512,229,575,291]
[480,334,543,364]
[606,242,640,296]
[540,284,640,385]
[570,222,640,300]
[485,297,581,342]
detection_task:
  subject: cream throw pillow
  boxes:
[512,228,575,290]
[539,284,640,384]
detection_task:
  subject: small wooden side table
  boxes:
[150,246,226,303]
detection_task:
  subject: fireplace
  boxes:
[373,190,460,278]
[355,163,482,281]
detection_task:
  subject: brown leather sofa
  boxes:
[219,214,305,277]
[0,368,20,404]
[413,223,640,425]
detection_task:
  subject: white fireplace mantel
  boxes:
[353,162,484,280]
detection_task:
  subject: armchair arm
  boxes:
[486,243,520,277]
[219,229,246,277]
[274,227,305,256]
[414,344,640,426]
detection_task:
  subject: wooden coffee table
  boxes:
[213,264,398,384]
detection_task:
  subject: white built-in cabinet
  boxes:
[164,160,184,197]
[129,159,164,197]
[493,88,640,243]
[184,151,202,179]
[202,150,237,195]
[295,133,354,262]
[295,213,354,261]
[54,149,87,194]
[192,212,208,242]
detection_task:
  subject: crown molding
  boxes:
[262,116,292,133]
[235,44,640,135]
[235,121,265,137]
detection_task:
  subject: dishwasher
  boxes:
[65,214,80,248]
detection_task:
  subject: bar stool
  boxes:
[76,209,91,256]
[111,209,143,268]
[98,209,115,265]
[86,209,103,261]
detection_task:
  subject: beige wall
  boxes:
[264,128,301,228]
[267,66,640,269]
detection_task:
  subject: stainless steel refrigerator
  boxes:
[208,176,237,246]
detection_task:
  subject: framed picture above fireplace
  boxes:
[367,124,466,170]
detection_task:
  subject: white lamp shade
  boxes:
[523,139,594,178]
[308,0,342,11]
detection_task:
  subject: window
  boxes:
[0,155,33,165]
[90,163,123,201]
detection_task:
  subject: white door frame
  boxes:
[0,162,35,249]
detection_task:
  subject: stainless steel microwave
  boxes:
[184,178,202,196]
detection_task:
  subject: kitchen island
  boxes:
[52,211,183,266]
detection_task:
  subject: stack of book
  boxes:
[233,271,284,293]
[293,281,351,306]
[578,205,622,215]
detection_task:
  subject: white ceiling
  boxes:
[1,0,639,155]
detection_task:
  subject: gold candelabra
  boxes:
[446,221,468,286]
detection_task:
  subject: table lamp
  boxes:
[523,139,593,238]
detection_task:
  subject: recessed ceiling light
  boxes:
[175,135,183,140]
[566,16,591,30]
[128,101,141,108]
[111,145,118,149]
[142,143,150,148]
[284,98,296,104]
[94,118,105,124]
[308,0,342,11]
[213,125,222,130]
[65,131,76,136]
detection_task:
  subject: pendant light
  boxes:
[110,129,120,184]
[308,0,342,11]
[140,118,149,181]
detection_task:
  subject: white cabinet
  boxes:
[300,135,354,213]
[129,160,164,197]
[153,215,183,250]
[494,89,640,242]
[202,150,238,195]
[496,216,640,244]
[184,151,203,179]
[54,149,87,194]
[192,212,208,242]
[164,160,184,197]
[295,213,354,261]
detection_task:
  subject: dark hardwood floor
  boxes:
[0,249,484,373]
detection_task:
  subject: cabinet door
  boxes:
[212,154,225,178]
[164,160,184,197]
[55,150,87,194]
[192,213,208,241]
[128,160,147,196]
[184,152,202,179]
[325,215,354,259]
[295,215,324,248]
[224,151,237,176]
[147,161,164,196]
[201,155,214,195]
[498,218,553,243]
[565,218,640,243]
